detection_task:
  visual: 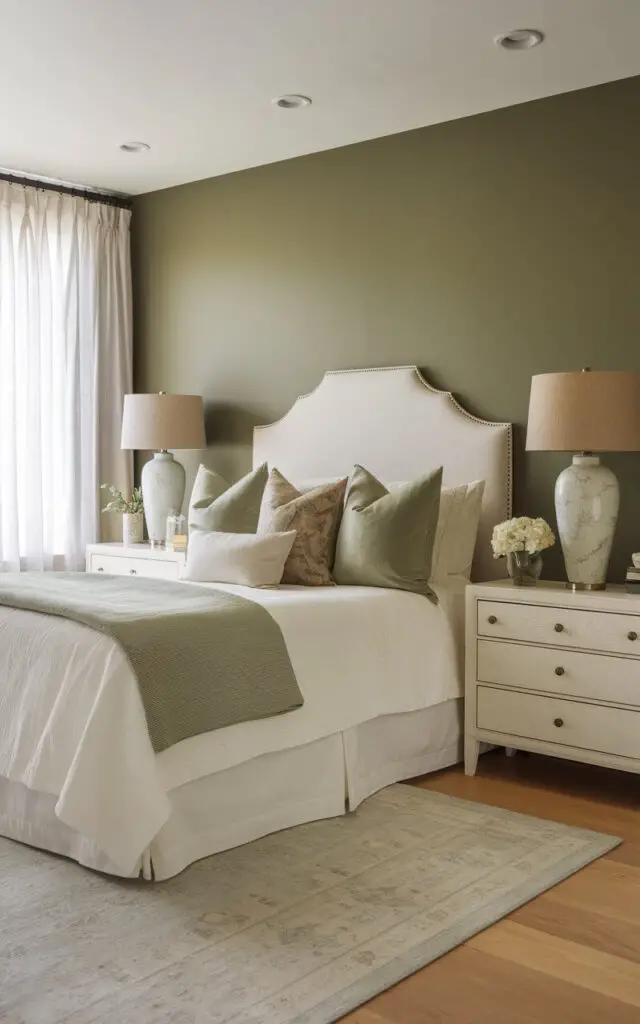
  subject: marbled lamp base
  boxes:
[141,452,186,547]
[555,454,619,590]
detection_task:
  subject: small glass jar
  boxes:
[165,514,187,551]
[507,550,543,586]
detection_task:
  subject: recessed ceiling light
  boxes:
[495,28,544,51]
[272,95,312,110]
[119,141,151,153]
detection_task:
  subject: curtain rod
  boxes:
[0,170,132,210]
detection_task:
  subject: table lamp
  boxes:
[526,369,640,590]
[121,392,206,546]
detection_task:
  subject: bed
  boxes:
[0,365,511,879]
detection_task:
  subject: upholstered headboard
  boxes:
[254,366,512,581]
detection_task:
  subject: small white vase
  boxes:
[122,512,144,546]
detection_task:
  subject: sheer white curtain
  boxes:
[0,180,132,571]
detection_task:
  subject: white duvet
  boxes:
[0,579,464,874]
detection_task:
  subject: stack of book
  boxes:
[625,565,640,593]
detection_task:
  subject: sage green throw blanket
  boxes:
[0,573,303,753]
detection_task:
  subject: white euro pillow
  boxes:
[430,480,485,581]
[183,530,297,587]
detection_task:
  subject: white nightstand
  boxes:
[85,543,186,580]
[465,580,640,777]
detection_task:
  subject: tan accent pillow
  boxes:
[257,468,347,586]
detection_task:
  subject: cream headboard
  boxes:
[254,366,512,581]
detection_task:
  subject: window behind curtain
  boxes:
[0,181,132,571]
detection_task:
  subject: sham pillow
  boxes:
[430,479,485,581]
[190,463,269,534]
[183,530,296,587]
[188,464,229,530]
[333,464,442,598]
[257,468,347,586]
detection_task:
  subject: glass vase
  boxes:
[507,550,543,586]
[165,513,187,552]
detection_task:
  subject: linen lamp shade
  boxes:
[526,371,640,453]
[121,393,206,451]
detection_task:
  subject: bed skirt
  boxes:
[0,699,462,880]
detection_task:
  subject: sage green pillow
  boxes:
[333,464,443,598]
[188,464,229,530]
[191,463,268,533]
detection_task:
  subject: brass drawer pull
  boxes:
[129,568,137,575]
[628,631,638,642]
[554,623,564,633]
[487,615,497,625]
[97,567,104,572]
[553,718,564,728]
[555,666,565,676]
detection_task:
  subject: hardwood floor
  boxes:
[343,749,640,1024]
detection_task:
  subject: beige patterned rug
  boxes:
[1,784,619,1024]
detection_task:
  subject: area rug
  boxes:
[1,784,619,1024]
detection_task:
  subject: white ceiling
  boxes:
[3,0,640,196]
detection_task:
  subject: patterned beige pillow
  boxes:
[257,468,347,586]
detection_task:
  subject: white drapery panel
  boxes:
[0,181,132,571]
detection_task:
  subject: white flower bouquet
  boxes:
[491,517,555,558]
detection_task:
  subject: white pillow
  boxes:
[430,480,485,581]
[183,530,296,587]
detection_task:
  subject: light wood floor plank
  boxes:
[362,945,640,1024]
[470,916,640,1008]
[342,1009,391,1023]
[608,841,640,868]
[543,858,640,925]
[512,894,640,963]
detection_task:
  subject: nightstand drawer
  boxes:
[477,639,640,707]
[478,599,640,656]
[88,554,179,580]
[477,685,640,760]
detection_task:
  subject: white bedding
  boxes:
[0,579,464,875]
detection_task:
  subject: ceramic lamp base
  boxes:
[141,451,186,546]
[555,454,619,589]
[566,582,607,592]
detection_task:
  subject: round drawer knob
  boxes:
[553,717,564,728]
[488,615,497,625]
[628,631,638,642]
[129,568,137,575]
[554,666,565,676]
[554,623,564,633]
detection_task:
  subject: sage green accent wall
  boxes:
[133,76,640,581]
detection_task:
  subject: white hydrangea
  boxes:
[491,517,555,558]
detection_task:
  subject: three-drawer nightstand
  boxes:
[465,580,640,777]
[85,543,186,580]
